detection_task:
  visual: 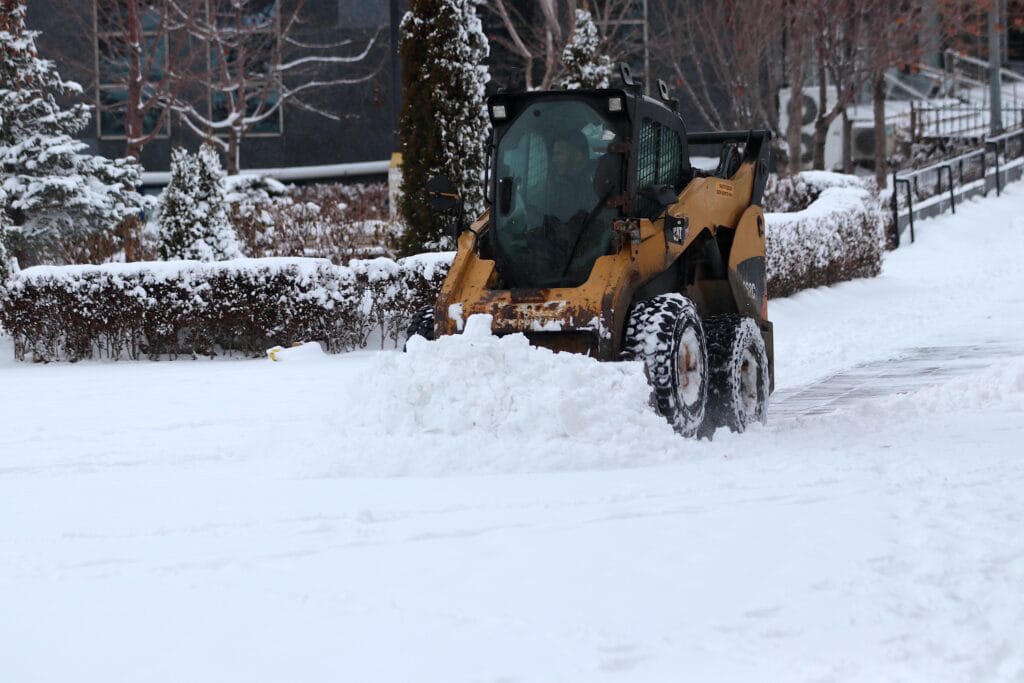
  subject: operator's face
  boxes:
[552,140,585,178]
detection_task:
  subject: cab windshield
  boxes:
[492,100,622,288]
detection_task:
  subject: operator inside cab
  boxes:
[492,99,620,289]
[547,131,597,223]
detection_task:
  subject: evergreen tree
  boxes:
[559,10,613,90]
[158,146,242,261]
[398,0,490,256]
[0,190,11,284]
[0,0,142,264]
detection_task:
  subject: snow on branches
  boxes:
[0,189,10,284]
[398,0,490,255]
[0,0,142,263]
[173,1,380,175]
[158,146,242,262]
[559,9,613,90]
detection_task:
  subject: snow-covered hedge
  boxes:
[763,170,873,213]
[0,255,451,362]
[765,174,883,299]
[2,169,886,361]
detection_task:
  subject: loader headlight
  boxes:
[492,104,508,120]
[608,97,623,113]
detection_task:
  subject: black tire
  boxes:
[403,306,435,351]
[702,315,770,436]
[623,293,708,437]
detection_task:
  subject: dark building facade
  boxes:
[25,1,670,175]
[27,0,403,173]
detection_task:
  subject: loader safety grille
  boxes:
[636,117,684,218]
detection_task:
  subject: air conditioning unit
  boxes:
[851,122,895,167]
[778,85,843,171]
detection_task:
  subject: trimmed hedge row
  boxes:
[0,255,450,362]
[763,170,873,213]
[765,181,883,299]
[0,172,884,361]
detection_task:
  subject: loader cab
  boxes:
[486,90,691,289]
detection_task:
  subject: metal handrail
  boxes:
[985,128,1024,146]
[900,148,986,181]
[890,128,1023,243]
[944,50,1024,85]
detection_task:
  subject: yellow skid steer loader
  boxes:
[408,66,773,437]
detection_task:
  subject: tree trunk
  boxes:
[227,133,240,175]
[812,49,827,170]
[812,115,828,171]
[125,0,143,162]
[873,72,887,189]
[122,215,138,262]
[785,20,806,175]
[842,109,852,174]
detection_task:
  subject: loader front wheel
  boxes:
[403,306,435,351]
[623,294,708,437]
[702,315,769,437]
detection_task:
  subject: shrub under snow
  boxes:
[765,174,884,298]
[158,146,242,261]
[559,9,613,90]
[1,254,451,362]
[227,180,400,262]
[1,169,889,361]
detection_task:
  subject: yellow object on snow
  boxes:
[266,342,325,362]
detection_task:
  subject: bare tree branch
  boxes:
[171,0,382,173]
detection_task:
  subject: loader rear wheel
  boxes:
[403,306,434,351]
[623,293,708,437]
[702,315,769,437]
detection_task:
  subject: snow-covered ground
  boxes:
[2,187,1024,682]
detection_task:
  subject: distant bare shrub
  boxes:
[229,181,401,263]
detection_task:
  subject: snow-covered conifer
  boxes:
[0,190,11,284]
[398,0,490,256]
[158,146,242,261]
[559,10,613,90]
[0,0,142,263]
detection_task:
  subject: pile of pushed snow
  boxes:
[857,357,1024,418]
[346,315,687,472]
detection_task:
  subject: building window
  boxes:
[207,0,283,137]
[94,2,171,140]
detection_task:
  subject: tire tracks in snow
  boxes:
[770,340,1024,419]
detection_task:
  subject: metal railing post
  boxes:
[890,171,900,248]
[893,178,915,245]
[937,165,955,213]
[906,180,915,244]
[986,140,1001,195]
